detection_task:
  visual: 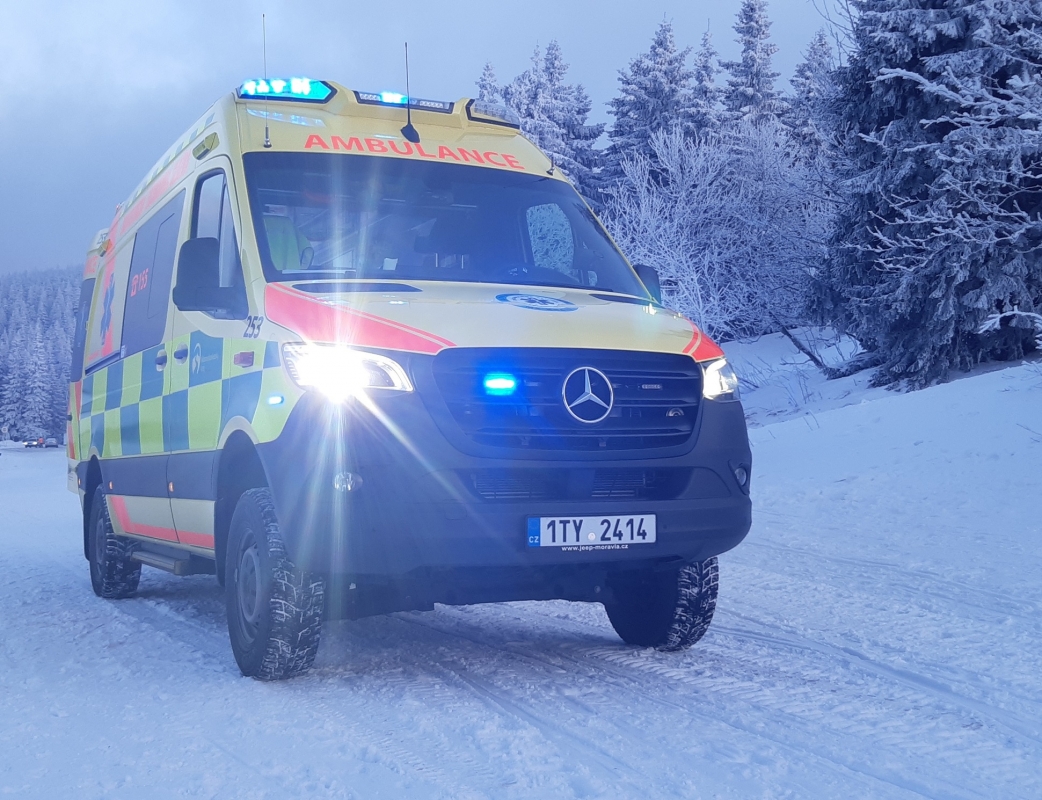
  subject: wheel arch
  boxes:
[214,431,270,580]
[82,458,103,560]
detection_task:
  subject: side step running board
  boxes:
[131,551,214,576]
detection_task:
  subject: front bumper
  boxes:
[256,382,752,582]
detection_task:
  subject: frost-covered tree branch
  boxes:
[605,123,832,341]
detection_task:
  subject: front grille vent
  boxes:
[465,468,692,502]
[431,349,702,452]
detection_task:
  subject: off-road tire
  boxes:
[225,488,324,680]
[87,486,141,599]
[605,558,718,651]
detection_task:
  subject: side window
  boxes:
[526,203,575,276]
[70,278,96,381]
[192,171,245,291]
[122,190,185,357]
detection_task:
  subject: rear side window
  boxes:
[192,171,245,291]
[70,278,96,381]
[122,191,185,357]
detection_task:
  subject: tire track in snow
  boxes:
[742,537,1042,620]
[103,599,493,798]
[331,617,646,797]
[402,603,1040,800]
[711,615,1042,747]
[391,610,946,800]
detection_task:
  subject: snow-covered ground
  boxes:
[2,341,1041,799]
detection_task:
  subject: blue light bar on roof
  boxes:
[354,91,454,114]
[238,78,335,103]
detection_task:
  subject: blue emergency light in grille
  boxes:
[483,373,518,396]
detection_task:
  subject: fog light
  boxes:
[733,465,749,487]
[333,472,363,492]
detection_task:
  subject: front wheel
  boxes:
[225,488,325,680]
[604,558,719,651]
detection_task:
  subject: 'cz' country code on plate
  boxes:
[527,515,657,549]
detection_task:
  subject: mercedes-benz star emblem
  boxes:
[562,367,614,424]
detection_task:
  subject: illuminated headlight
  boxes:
[702,359,740,402]
[282,343,413,401]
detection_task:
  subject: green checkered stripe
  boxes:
[79,335,296,459]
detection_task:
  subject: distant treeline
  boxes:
[0,268,78,440]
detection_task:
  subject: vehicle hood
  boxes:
[263,281,723,361]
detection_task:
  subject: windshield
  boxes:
[242,152,647,296]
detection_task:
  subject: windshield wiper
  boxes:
[509,279,603,292]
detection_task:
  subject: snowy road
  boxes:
[1,363,1041,799]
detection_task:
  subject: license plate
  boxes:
[527,514,657,549]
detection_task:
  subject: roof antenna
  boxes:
[547,153,555,176]
[400,43,420,144]
[262,13,272,149]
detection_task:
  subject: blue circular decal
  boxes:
[495,293,578,312]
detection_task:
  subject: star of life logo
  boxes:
[495,293,577,312]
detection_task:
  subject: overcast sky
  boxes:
[0,0,827,276]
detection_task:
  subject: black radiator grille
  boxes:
[431,349,703,452]
[464,468,693,502]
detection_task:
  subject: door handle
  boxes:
[155,350,168,370]
[173,345,189,363]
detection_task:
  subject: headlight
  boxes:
[282,343,413,401]
[702,358,740,402]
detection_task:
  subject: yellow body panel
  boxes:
[138,397,165,453]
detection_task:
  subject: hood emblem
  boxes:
[562,367,614,424]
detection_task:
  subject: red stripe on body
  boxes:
[265,284,454,353]
[176,530,215,549]
[682,319,725,362]
[68,382,82,460]
[108,495,178,542]
[109,495,214,548]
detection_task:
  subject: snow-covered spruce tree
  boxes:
[826,0,1042,388]
[0,324,27,438]
[607,123,824,339]
[604,21,696,180]
[690,31,722,134]
[786,29,838,164]
[476,62,501,103]
[21,322,51,439]
[720,0,787,123]
[500,42,605,204]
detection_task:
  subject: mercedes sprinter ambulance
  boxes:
[69,78,751,679]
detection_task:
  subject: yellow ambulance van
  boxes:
[69,78,751,679]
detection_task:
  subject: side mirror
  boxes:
[634,264,662,304]
[173,238,247,319]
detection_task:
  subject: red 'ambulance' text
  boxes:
[303,135,526,170]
